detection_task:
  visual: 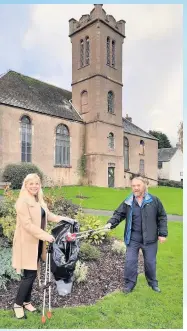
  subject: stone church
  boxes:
[0,4,158,188]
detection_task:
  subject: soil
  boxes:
[75,195,89,199]
[0,240,144,310]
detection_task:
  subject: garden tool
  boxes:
[65,226,110,242]
[41,244,53,324]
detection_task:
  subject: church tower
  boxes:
[69,4,126,187]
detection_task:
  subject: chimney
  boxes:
[125,114,132,122]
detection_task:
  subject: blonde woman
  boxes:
[12,173,67,319]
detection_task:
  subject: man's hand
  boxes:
[158,236,167,244]
[104,223,112,230]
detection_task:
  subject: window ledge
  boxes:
[54,165,72,168]
[108,112,116,116]
[106,64,117,70]
[79,64,90,70]
[139,153,145,156]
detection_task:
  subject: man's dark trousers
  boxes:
[124,239,158,290]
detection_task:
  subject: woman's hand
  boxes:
[46,234,55,243]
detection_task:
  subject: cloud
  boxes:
[0,4,183,145]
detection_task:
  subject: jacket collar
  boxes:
[125,192,153,206]
[18,190,38,207]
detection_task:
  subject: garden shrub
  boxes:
[0,189,17,243]
[111,239,126,255]
[2,163,43,189]
[76,210,109,245]
[0,247,20,289]
[74,260,88,283]
[158,179,183,188]
[79,242,101,261]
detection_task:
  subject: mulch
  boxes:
[0,240,144,310]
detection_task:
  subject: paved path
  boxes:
[83,208,183,222]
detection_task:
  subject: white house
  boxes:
[158,147,183,182]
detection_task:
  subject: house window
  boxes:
[108,132,114,150]
[106,37,110,65]
[158,161,163,169]
[85,36,90,65]
[140,140,145,155]
[80,90,88,113]
[124,137,129,170]
[80,39,84,67]
[108,91,114,113]
[20,115,32,163]
[112,40,116,67]
[139,159,145,175]
[55,124,70,166]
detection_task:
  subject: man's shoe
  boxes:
[123,287,133,294]
[152,286,161,293]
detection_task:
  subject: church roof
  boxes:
[123,118,158,141]
[0,71,160,141]
[0,70,83,122]
[158,148,177,162]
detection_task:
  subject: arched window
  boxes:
[108,91,114,113]
[124,137,129,171]
[112,40,116,67]
[55,124,70,166]
[80,39,84,68]
[140,140,145,155]
[108,132,114,150]
[85,36,90,65]
[81,90,88,113]
[139,159,145,175]
[20,115,32,162]
[106,37,110,65]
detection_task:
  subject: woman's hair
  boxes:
[18,173,46,207]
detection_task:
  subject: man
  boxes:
[105,176,168,294]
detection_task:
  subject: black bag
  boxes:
[50,219,80,282]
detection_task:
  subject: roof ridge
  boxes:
[0,69,84,123]
[123,117,158,140]
[4,70,72,95]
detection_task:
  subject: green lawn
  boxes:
[0,185,183,215]
[0,221,183,329]
[44,186,183,216]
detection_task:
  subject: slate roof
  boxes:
[123,118,158,141]
[0,70,83,122]
[158,148,177,162]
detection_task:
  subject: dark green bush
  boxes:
[79,242,101,261]
[0,247,20,289]
[158,179,183,188]
[52,198,80,219]
[2,163,43,189]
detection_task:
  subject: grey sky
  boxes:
[0,4,183,145]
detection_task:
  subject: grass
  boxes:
[44,185,183,216]
[0,185,183,215]
[0,221,183,329]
